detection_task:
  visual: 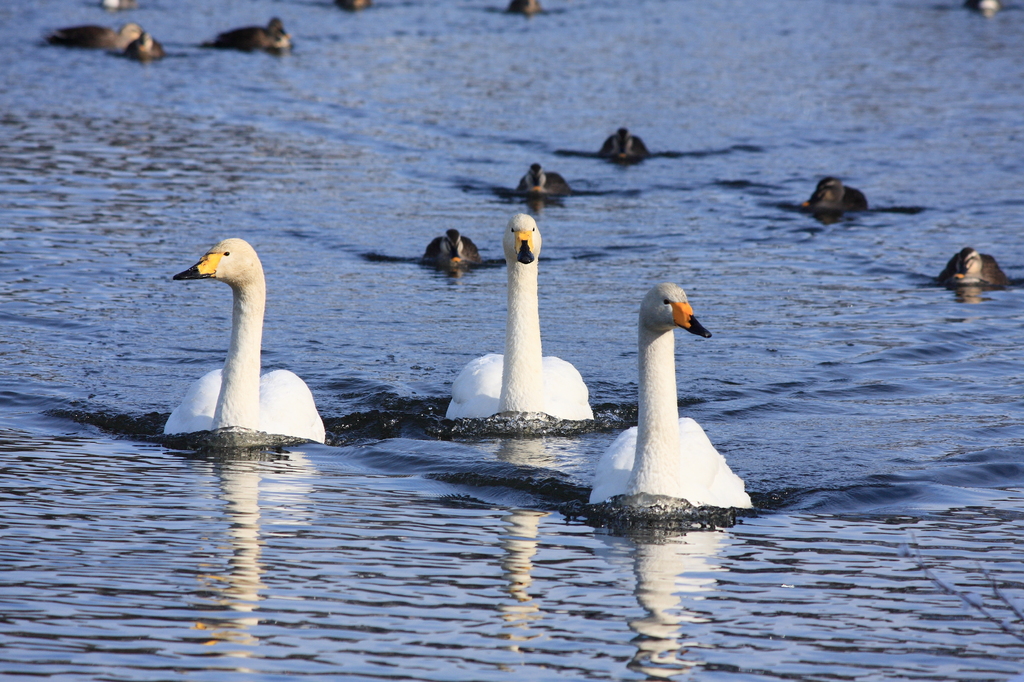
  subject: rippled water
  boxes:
[2,0,1024,678]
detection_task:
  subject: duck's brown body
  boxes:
[47,23,142,49]
[802,177,868,212]
[516,163,571,196]
[205,18,291,52]
[423,229,482,272]
[125,32,164,61]
[938,247,1009,286]
[507,0,542,15]
[598,128,650,162]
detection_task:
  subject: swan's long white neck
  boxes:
[626,325,682,496]
[213,274,265,430]
[499,260,545,413]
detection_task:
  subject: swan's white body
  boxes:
[446,214,592,421]
[590,283,749,508]
[163,238,326,443]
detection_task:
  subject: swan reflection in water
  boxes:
[494,439,550,644]
[193,451,314,652]
[496,437,557,467]
[498,508,549,647]
[600,530,725,678]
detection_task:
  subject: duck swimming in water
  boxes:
[964,0,1001,17]
[124,32,164,61]
[598,128,650,163]
[423,229,482,272]
[516,163,571,196]
[101,0,138,11]
[802,177,868,213]
[46,23,142,49]
[507,0,542,15]
[937,247,1009,286]
[204,18,291,52]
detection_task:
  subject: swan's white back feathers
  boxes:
[165,368,326,443]
[446,353,592,420]
[259,370,327,443]
[165,369,221,434]
[590,418,748,506]
[448,354,503,419]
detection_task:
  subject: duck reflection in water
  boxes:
[193,453,314,653]
[498,509,548,647]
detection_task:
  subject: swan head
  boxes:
[641,283,711,338]
[173,238,263,287]
[503,213,541,265]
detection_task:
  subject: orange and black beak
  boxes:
[173,252,222,280]
[671,301,711,338]
[515,230,535,264]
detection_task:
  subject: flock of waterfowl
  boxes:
[46,0,1007,63]
[45,0,1011,515]
[161,211,753,511]
[42,0,558,62]
[44,16,292,61]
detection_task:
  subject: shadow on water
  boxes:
[766,446,1024,516]
[554,144,765,161]
[773,201,927,216]
[44,399,1024,527]
[456,180,642,202]
[50,395,631,445]
[756,202,926,226]
[359,252,506,270]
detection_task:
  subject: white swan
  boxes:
[590,283,750,508]
[163,238,326,443]
[446,214,592,421]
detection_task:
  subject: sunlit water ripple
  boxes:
[1,0,1024,678]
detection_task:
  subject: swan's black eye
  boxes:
[663,299,670,305]
[223,252,230,256]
